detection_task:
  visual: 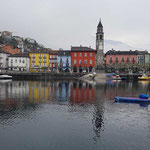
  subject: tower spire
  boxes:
[97,19,103,28]
[96,19,104,69]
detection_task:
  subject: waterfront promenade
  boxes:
[0,70,146,80]
[0,70,83,80]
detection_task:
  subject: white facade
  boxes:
[8,55,30,71]
[0,52,10,70]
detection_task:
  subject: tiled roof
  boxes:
[106,50,140,55]
[30,49,49,54]
[0,48,10,54]
[49,50,58,55]
[137,51,149,55]
[71,46,96,52]
[8,53,29,57]
[58,50,71,56]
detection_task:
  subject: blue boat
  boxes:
[115,96,150,103]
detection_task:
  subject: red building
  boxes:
[71,46,96,73]
[105,50,138,65]
[2,45,21,55]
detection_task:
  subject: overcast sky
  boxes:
[0,0,150,51]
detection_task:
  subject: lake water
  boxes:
[0,79,150,150]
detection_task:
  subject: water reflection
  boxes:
[0,80,150,150]
[70,81,95,103]
[57,81,70,102]
[0,80,150,114]
[92,100,104,139]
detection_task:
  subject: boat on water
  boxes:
[115,81,150,104]
[106,73,122,80]
[0,75,12,79]
[115,94,150,103]
[106,73,115,77]
[138,74,150,80]
[112,75,121,80]
[88,72,97,79]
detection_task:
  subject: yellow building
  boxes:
[29,49,50,72]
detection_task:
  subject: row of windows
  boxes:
[109,57,135,62]
[50,64,56,67]
[32,56,47,59]
[49,60,57,62]
[138,56,144,59]
[32,63,47,66]
[32,53,93,59]
[32,60,47,63]
[74,53,93,57]
[32,54,47,57]
[32,54,57,59]
[32,58,47,61]
[32,57,57,60]
[50,55,57,58]
[11,59,25,63]
[74,60,93,65]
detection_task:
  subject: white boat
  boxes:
[0,75,12,79]
[88,72,97,79]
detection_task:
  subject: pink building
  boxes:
[105,50,138,65]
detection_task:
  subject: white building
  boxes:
[8,53,30,71]
[137,50,150,65]
[0,49,10,70]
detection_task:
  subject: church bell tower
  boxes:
[96,19,104,69]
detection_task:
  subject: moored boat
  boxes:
[112,75,121,80]
[106,73,122,80]
[138,74,150,80]
[0,75,12,79]
[88,72,97,79]
[115,96,150,103]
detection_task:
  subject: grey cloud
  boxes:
[104,40,133,52]
[0,0,150,51]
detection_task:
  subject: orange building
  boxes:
[2,45,21,55]
[71,46,96,73]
